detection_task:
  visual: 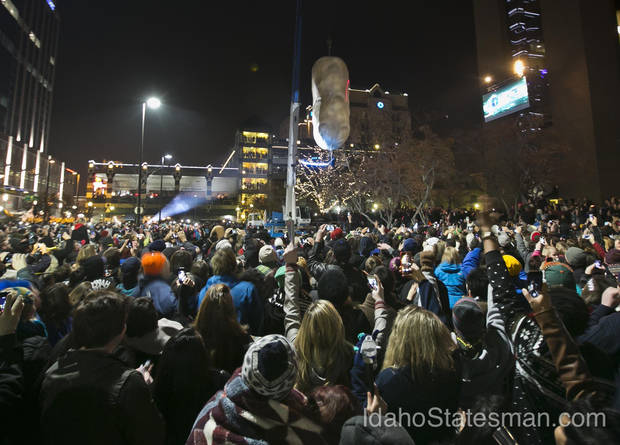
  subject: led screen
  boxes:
[482,76,530,123]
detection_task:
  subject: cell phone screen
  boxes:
[367,277,378,291]
[527,272,543,297]
[178,270,186,282]
[0,296,5,312]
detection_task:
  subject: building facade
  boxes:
[473,0,620,199]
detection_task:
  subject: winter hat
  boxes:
[503,255,522,277]
[141,252,167,276]
[497,231,511,247]
[565,247,587,268]
[121,257,141,277]
[388,256,401,273]
[215,239,232,251]
[426,237,440,247]
[274,238,285,248]
[542,263,576,289]
[148,239,166,252]
[259,245,278,265]
[530,231,541,243]
[332,239,352,263]
[452,297,486,348]
[401,238,418,253]
[330,227,344,241]
[339,415,415,445]
[465,233,480,251]
[241,334,298,401]
[604,248,620,265]
[224,227,236,239]
[210,225,225,241]
[359,236,376,257]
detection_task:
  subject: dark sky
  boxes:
[48,0,480,174]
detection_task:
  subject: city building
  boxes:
[473,0,620,199]
[0,0,75,213]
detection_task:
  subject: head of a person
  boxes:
[194,283,243,341]
[210,248,237,276]
[190,260,210,289]
[171,272,200,317]
[152,328,212,411]
[242,334,298,401]
[542,263,576,290]
[102,247,121,270]
[466,267,489,301]
[170,249,193,275]
[332,239,352,264]
[39,283,72,325]
[72,291,129,349]
[309,385,361,439]
[76,244,97,265]
[80,255,105,281]
[141,251,169,279]
[259,244,278,266]
[441,246,460,265]
[126,297,158,338]
[373,265,395,296]
[68,281,93,307]
[452,297,486,357]
[364,255,382,273]
[294,300,351,393]
[317,268,349,310]
[383,305,455,380]
[555,395,620,445]
[120,256,141,289]
[549,286,589,337]
[580,275,617,306]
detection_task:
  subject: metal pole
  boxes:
[159,155,164,222]
[285,0,302,243]
[136,102,146,225]
[43,158,51,222]
[74,173,80,207]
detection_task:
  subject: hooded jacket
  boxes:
[434,262,466,308]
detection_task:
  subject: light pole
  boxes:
[159,153,172,222]
[72,171,79,208]
[43,155,55,222]
[136,97,161,225]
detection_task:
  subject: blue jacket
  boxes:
[198,275,263,335]
[461,248,481,280]
[434,262,466,308]
[116,283,140,298]
[138,276,177,317]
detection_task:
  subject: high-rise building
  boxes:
[473,0,620,199]
[1,0,59,152]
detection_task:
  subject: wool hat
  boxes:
[121,256,141,276]
[465,233,480,251]
[259,245,278,265]
[542,262,576,289]
[605,248,620,265]
[401,238,418,253]
[242,334,297,401]
[330,227,344,240]
[497,231,511,247]
[224,227,236,239]
[530,231,541,243]
[565,247,587,268]
[274,238,285,248]
[141,251,167,276]
[388,256,401,273]
[452,297,486,347]
[332,239,352,263]
[215,239,232,251]
[503,255,522,277]
[148,239,166,252]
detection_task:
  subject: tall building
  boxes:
[1,0,59,152]
[0,1,71,213]
[473,0,620,199]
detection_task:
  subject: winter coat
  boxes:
[138,276,178,318]
[434,262,466,308]
[198,275,263,335]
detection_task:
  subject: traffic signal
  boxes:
[311,56,350,151]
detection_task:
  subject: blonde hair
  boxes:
[382,306,455,381]
[441,246,460,265]
[295,300,353,394]
[76,244,97,265]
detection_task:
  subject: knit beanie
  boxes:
[503,255,522,277]
[497,232,511,248]
[542,262,576,289]
[148,240,166,252]
[141,252,167,276]
[452,297,486,348]
[401,238,418,254]
[259,245,278,265]
[565,247,587,268]
[242,334,297,401]
[274,238,285,248]
[215,239,232,251]
[331,227,344,241]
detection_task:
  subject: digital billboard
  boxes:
[482,76,530,123]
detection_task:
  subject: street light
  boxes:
[136,96,161,224]
[514,59,525,77]
[484,75,492,84]
[159,153,172,222]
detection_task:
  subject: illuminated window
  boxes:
[242,131,270,143]
[242,146,269,160]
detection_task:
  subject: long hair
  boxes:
[76,244,97,265]
[295,300,353,394]
[382,305,455,381]
[194,284,246,367]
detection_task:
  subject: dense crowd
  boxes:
[1,196,620,445]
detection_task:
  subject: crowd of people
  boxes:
[0,196,619,445]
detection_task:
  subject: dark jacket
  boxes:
[39,349,164,445]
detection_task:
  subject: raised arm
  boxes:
[282,244,302,344]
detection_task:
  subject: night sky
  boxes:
[48,0,480,176]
